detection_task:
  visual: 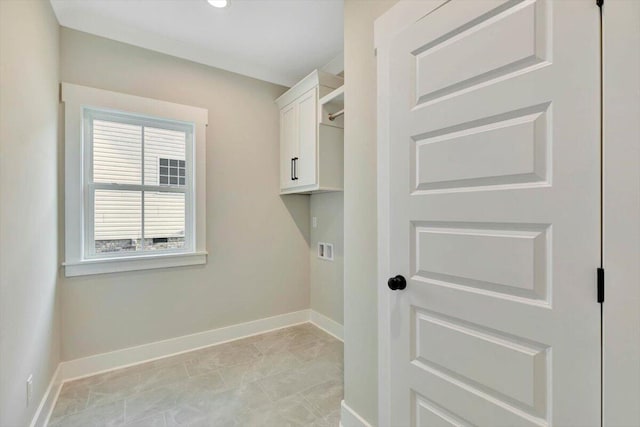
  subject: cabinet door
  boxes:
[295,87,317,187]
[280,102,297,190]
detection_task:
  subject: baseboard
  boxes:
[309,310,344,341]
[340,400,373,427]
[59,309,310,381]
[31,309,310,426]
[31,308,346,426]
[29,364,62,427]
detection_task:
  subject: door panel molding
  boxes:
[377,1,601,425]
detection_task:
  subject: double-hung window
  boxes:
[87,109,192,255]
[63,83,208,276]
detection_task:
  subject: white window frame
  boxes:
[84,109,193,258]
[62,83,208,276]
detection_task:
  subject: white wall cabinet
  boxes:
[276,70,344,194]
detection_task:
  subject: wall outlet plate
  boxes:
[317,242,334,261]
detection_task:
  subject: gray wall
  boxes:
[310,192,344,324]
[0,1,61,425]
[59,28,311,360]
[343,0,397,424]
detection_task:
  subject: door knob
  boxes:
[387,275,407,291]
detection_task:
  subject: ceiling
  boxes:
[50,0,344,87]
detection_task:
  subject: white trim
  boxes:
[373,0,448,49]
[62,83,208,277]
[31,309,311,426]
[63,251,208,277]
[602,1,640,425]
[61,83,208,124]
[309,310,344,341]
[57,309,310,382]
[340,400,373,427]
[31,309,348,426]
[29,365,62,427]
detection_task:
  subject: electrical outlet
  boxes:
[26,374,33,407]
[317,242,334,261]
[312,217,318,228]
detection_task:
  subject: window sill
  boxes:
[63,251,208,277]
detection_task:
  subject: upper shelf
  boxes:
[319,85,344,129]
[276,70,342,109]
[319,85,344,106]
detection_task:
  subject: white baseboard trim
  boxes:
[59,309,310,381]
[29,365,63,427]
[309,310,344,341]
[31,309,310,427]
[340,400,373,427]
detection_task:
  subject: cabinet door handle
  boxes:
[291,158,294,181]
[293,157,298,180]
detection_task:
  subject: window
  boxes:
[88,110,191,255]
[63,83,208,276]
[159,158,186,186]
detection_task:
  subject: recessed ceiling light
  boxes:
[207,0,228,8]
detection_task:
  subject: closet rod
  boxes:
[329,109,344,121]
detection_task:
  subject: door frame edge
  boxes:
[374,2,449,425]
[602,1,640,425]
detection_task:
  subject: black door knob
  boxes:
[387,275,407,291]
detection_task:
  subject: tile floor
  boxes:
[49,323,343,427]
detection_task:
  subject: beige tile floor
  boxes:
[48,324,343,427]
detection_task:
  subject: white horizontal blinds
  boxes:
[93,120,142,185]
[89,110,190,255]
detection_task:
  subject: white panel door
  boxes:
[296,87,318,187]
[379,1,601,426]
